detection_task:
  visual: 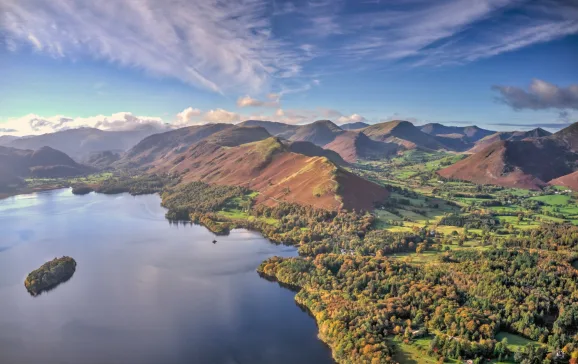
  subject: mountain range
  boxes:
[2,119,577,198]
[438,123,578,189]
[0,146,92,189]
[468,128,552,153]
[3,127,163,162]
[137,126,387,210]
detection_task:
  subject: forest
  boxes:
[151,178,578,363]
[75,170,578,364]
[258,239,578,363]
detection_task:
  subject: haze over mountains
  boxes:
[0,146,92,187]
[2,127,163,162]
[1,118,577,198]
[420,123,495,143]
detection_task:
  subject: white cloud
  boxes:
[0,106,374,134]
[1,0,306,93]
[26,34,42,50]
[318,108,343,118]
[274,109,309,125]
[202,109,241,124]
[336,113,367,125]
[175,107,202,126]
[0,112,168,136]
[236,94,280,108]
[317,109,368,125]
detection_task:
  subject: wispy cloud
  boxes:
[492,79,578,110]
[1,0,306,94]
[237,94,280,108]
[2,0,576,95]
[285,0,577,71]
[0,128,18,133]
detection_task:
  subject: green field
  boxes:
[387,337,442,364]
[495,332,541,352]
[530,194,572,205]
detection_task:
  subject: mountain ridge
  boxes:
[0,145,93,188]
[152,136,388,211]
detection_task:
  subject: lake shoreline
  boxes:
[0,184,67,200]
[0,189,334,364]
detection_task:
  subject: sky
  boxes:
[0,0,577,136]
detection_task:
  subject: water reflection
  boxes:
[0,189,333,364]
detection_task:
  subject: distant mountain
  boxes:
[153,137,388,211]
[324,131,400,163]
[284,140,347,166]
[470,128,552,153]
[361,120,448,151]
[0,135,20,146]
[289,120,344,146]
[549,123,578,152]
[438,138,577,190]
[117,124,233,168]
[84,151,122,170]
[525,127,553,138]
[549,171,578,191]
[237,120,298,138]
[7,127,162,162]
[340,122,370,130]
[204,126,271,147]
[420,123,495,143]
[0,146,93,188]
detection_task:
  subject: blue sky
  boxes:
[1,0,577,135]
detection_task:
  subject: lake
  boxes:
[0,189,333,364]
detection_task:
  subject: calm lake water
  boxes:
[0,189,333,364]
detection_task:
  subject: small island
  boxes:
[24,256,77,296]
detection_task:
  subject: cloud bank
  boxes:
[493,79,578,110]
[0,112,168,136]
[0,106,375,135]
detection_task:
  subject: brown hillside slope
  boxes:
[550,171,578,191]
[289,120,345,146]
[117,123,233,168]
[238,120,299,138]
[154,137,388,211]
[550,122,578,152]
[361,120,447,151]
[438,139,577,189]
[324,131,399,163]
[284,140,347,166]
[470,128,552,153]
[203,126,271,147]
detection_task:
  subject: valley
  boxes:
[1,119,578,364]
[3,3,576,363]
